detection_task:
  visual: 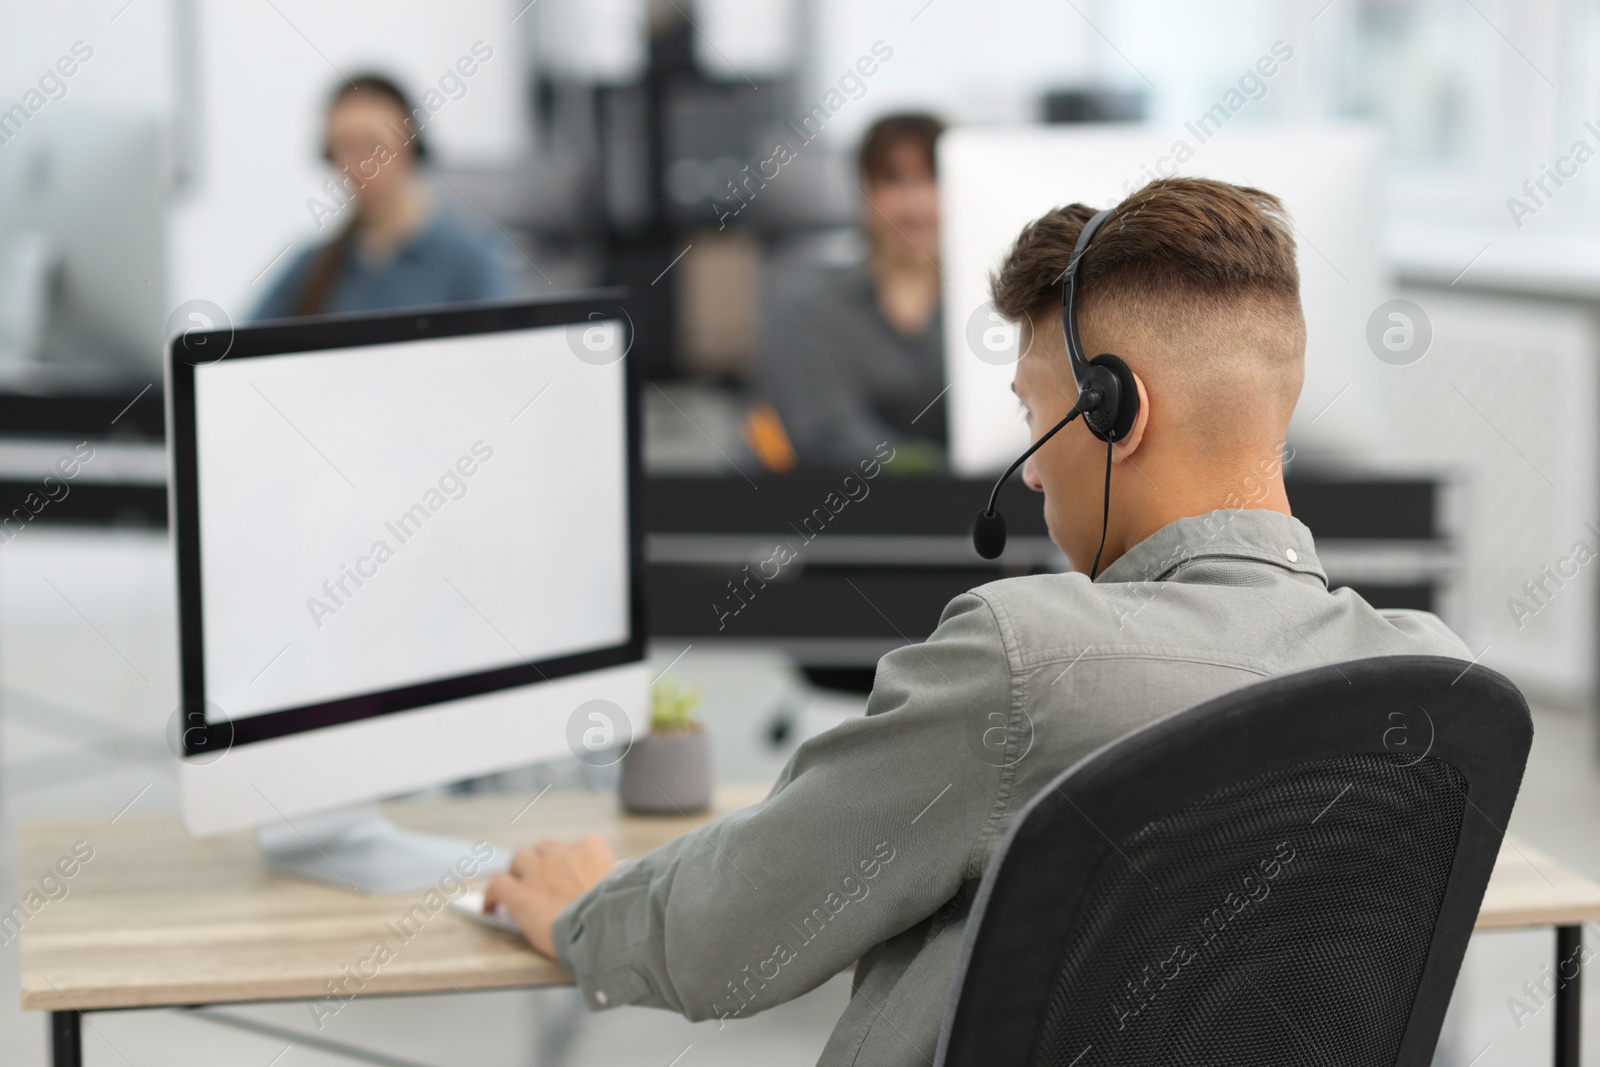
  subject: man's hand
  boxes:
[483,836,617,958]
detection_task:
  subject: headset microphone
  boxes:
[970,207,1140,578]
[970,390,1095,559]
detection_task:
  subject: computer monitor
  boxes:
[169,296,648,892]
[939,124,1389,475]
[0,106,168,387]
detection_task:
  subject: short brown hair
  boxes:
[859,113,944,184]
[990,177,1300,328]
[993,178,1306,439]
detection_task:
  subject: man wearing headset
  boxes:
[484,177,1471,1066]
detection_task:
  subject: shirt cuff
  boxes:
[552,896,652,1011]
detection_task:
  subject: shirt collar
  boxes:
[1095,509,1328,588]
[354,215,442,271]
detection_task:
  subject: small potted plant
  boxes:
[619,676,713,814]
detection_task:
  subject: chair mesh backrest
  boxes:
[1030,751,1468,1067]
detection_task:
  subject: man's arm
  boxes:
[487,592,1013,1022]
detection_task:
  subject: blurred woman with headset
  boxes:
[252,74,509,321]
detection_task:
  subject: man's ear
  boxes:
[1112,371,1151,461]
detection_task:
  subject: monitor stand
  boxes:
[255,805,512,895]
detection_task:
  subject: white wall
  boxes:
[804,0,1094,142]
[0,1,173,117]
[803,0,1307,148]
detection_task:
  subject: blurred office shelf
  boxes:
[0,384,164,439]
[0,385,167,528]
[644,474,1458,672]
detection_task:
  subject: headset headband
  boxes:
[1060,208,1111,390]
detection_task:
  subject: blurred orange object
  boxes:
[743,403,796,473]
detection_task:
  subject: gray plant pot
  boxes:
[619,727,713,814]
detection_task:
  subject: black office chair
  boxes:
[935,655,1532,1067]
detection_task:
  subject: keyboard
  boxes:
[449,889,522,936]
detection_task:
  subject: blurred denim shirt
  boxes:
[251,212,511,322]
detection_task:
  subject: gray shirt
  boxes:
[755,262,946,467]
[552,508,1470,1066]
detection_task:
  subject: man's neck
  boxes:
[1097,461,1292,573]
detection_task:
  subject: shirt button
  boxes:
[1285,548,1299,563]
[595,990,609,1006]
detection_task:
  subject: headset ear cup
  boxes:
[1089,353,1139,443]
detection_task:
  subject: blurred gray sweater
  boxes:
[754,262,946,468]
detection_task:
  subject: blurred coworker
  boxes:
[755,114,946,470]
[253,75,509,322]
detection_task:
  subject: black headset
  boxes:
[971,208,1139,579]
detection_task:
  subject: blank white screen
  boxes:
[193,324,630,721]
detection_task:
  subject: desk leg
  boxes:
[51,1010,82,1067]
[1556,925,1582,1067]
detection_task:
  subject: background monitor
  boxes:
[0,106,168,388]
[169,296,648,888]
[938,124,1389,476]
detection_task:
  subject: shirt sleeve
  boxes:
[249,247,318,323]
[551,592,1014,1023]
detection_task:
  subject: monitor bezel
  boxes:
[169,293,647,755]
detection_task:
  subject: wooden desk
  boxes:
[18,788,1600,1066]
[19,785,766,1016]
[1478,837,1600,930]
[1476,837,1600,1067]
[18,784,767,1066]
